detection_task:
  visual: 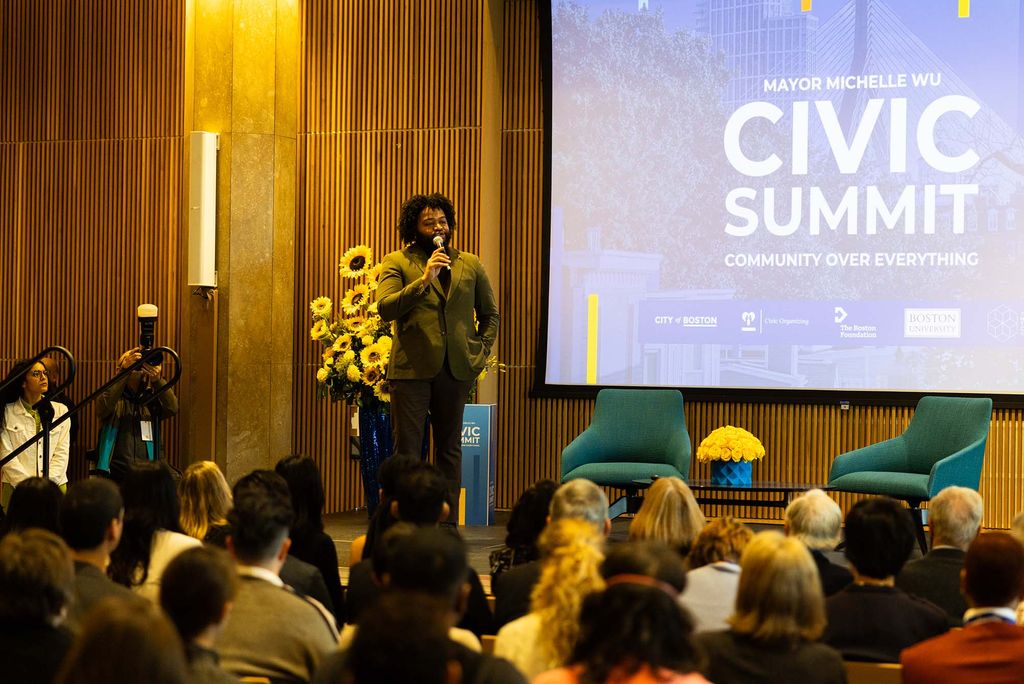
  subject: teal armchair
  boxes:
[561,389,691,517]
[828,395,993,552]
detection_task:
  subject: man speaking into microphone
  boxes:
[377,193,499,523]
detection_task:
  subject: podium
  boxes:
[459,404,496,526]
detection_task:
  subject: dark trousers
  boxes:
[390,362,473,521]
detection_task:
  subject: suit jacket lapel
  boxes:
[448,248,464,304]
[405,247,447,301]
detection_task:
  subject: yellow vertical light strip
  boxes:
[586,293,599,384]
[958,0,970,17]
[801,0,812,11]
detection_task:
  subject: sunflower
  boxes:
[344,313,367,332]
[316,367,330,383]
[365,263,385,288]
[362,364,384,385]
[323,347,336,361]
[360,342,389,367]
[333,334,353,354]
[373,380,392,403]
[341,284,370,315]
[346,364,362,383]
[310,320,331,341]
[310,296,332,319]
[339,245,373,277]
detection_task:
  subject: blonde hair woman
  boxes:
[178,461,232,543]
[629,477,706,556]
[695,531,845,684]
[494,518,606,679]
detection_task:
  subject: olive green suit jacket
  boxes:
[377,245,499,382]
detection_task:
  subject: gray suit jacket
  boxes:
[377,245,498,382]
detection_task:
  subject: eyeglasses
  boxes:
[28,370,49,379]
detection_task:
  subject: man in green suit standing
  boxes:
[377,193,499,521]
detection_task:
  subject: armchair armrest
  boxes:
[663,428,692,477]
[828,437,907,483]
[927,436,987,495]
[560,429,605,479]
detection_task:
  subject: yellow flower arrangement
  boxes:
[696,426,765,463]
[311,244,393,409]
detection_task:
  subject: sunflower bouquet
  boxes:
[696,426,765,463]
[310,245,392,409]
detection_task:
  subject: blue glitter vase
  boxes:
[358,406,393,518]
[710,460,752,487]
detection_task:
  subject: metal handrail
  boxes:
[0,346,182,476]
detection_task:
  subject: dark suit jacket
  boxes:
[812,550,852,597]
[377,245,499,382]
[901,620,1024,684]
[696,630,846,684]
[68,560,136,629]
[280,555,335,620]
[896,547,966,626]
[492,559,542,628]
[824,584,949,662]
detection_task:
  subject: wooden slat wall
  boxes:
[0,1,185,479]
[296,0,1024,527]
[295,1,484,511]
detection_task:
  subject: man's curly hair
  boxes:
[397,193,457,244]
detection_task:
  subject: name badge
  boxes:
[140,421,154,442]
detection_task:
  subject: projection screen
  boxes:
[544,0,1024,398]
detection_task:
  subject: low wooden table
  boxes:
[627,478,831,513]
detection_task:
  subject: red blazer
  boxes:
[901,621,1024,684]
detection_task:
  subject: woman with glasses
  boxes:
[0,360,71,510]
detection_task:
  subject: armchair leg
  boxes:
[907,502,928,555]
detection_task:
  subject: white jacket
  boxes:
[1,400,70,487]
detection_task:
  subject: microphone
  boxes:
[432,235,450,270]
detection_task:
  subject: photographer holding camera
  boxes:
[94,346,178,482]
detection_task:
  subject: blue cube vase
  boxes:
[710,459,752,487]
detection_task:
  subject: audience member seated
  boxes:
[495,518,605,679]
[1011,510,1024,624]
[338,523,478,651]
[350,454,420,565]
[535,541,708,684]
[489,479,558,581]
[337,593,461,684]
[901,532,1024,683]
[59,478,134,628]
[54,596,189,684]
[346,462,493,636]
[0,529,76,684]
[276,454,344,623]
[696,532,845,684]
[107,462,201,601]
[1,475,63,536]
[896,485,982,626]
[784,488,852,596]
[823,496,948,662]
[319,528,526,684]
[160,546,240,684]
[206,470,336,613]
[179,460,233,544]
[628,476,706,557]
[494,478,611,628]
[679,516,752,632]
[217,469,338,682]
